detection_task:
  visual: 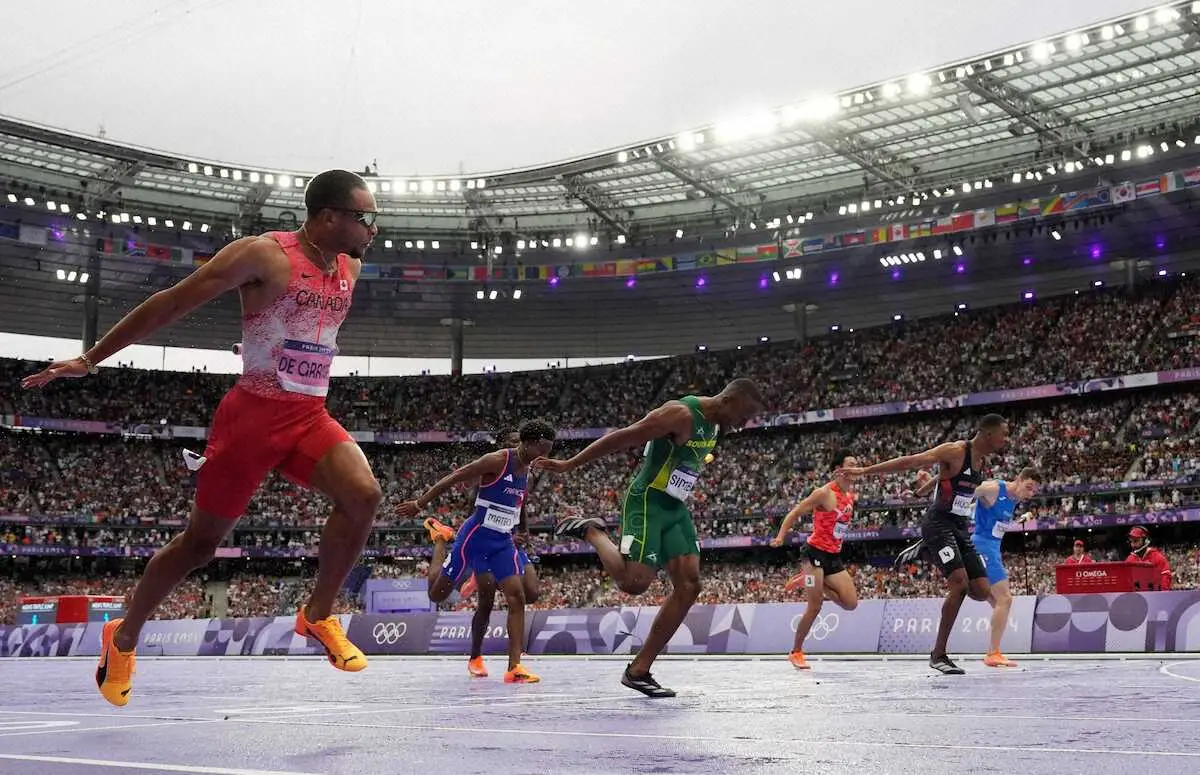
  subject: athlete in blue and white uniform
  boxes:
[399,419,557,683]
[970,467,1041,668]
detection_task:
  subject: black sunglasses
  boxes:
[322,206,379,228]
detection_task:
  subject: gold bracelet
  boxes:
[78,354,98,375]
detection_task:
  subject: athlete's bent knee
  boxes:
[618,578,652,595]
[840,596,859,611]
[341,479,384,521]
[967,579,991,602]
[674,576,702,602]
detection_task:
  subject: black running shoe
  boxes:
[894,539,926,570]
[929,654,965,675]
[621,666,676,698]
[554,514,607,540]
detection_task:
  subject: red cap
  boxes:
[1074,539,1084,547]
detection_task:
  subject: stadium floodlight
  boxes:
[232,170,243,182]
[5,193,15,203]
[675,229,684,239]
[202,165,213,176]
[676,132,697,152]
[249,172,261,183]
[131,215,141,224]
[715,111,777,143]
[219,168,229,179]
[449,180,461,192]
[110,213,121,224]
[952,245,964,256]
[182,221,192,231]
[79,273,89,284]
[590,235,599,246]
[432,241,440,249]
[1065,33,1087,52]
[848,203,858,214]
[838,205,848,215]
[366,180,378,193]
[420,180,434,194]
[893,314,903,321]
[617,151,628,163]
[860,202,870,213]
[933,248,943,260]
[984,179,993,188]
[475,179,486,189]
[436,181,447,192]
[187,163,198,174]
[617,234,627,245]
[164,219,174,228]
[957,303,968,311]
[961,182,971,193]
[517,239,526,250]
[23,196,34,206]
[574,234,588,249]
[67,271,77,282]
[263,174,274,185]
[882,82,901,99]
[1134,15,1150,31]
[384,239,393,249]
[277,174,291,188]
[1101,25,1115,40]
[905,73,932,95]
[917,252,926,261]
[773,271,782,282]
[45,201,56,211]
[513,289,522,300]
[494,245,503,255]
[405,240,415,249]
[416,240,425,250]
[488,289,499,300]
[552,238,562,248]
[1155,7,1179,24]
[830,325,840,332]
[200,224,210,233]
[879,257,889,267]
[294,177,304,188]
[56,269,66,280]
[76,212,87,221]
[1030,41,1052,62]
[476,289,484,300]
[1050,229,1062,241]
[147,217,157,226]
[60,203,70,214]
[1011,172,1022,183]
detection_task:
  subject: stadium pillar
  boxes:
[81,245,103,351]
[450,318,464,376]
[793,303,808,346]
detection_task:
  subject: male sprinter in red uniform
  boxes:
[1126,526,1172,589]
[22,170,383,706]
[770,449,860,670]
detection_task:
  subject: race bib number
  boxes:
[479,500,519,533]
[991,521,1007,539]
[276,339,335,397]
[833,521,849,540]
[951,493,975,517]
[665,466,699,501]
[938,545,956,564]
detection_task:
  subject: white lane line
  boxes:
[0,720,221,738]
[221,716,1200,758]
[0,754,321,775]
[1159,661,1200,683]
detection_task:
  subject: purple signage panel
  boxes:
[345,613,437,655]
[742,600,887,654]
[526,608,624,655]
[878,596,1036,654]
[0,622,97,657]
[1031,591,1200,653]
[426,610,523,655]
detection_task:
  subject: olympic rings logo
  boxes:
[372,622,408,645]
[790,612,840,640]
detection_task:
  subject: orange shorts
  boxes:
[195,385,353,519]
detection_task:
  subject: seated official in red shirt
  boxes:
[1064,539,1094,564]
[1125,526,1172,590]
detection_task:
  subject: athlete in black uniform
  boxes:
[842,414,1009,674]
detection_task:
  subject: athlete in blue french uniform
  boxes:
[970,467,1040,668]
[399,419,557,683]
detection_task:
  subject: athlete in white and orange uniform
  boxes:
[22,170,383,706]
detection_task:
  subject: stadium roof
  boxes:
[3,1,1200,359]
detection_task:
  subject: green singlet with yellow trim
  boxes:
[619,395,719,567]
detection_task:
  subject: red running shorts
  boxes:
[195,385,353,519]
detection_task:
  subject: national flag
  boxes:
[146,245,172,261]
[124,240,147,257]
[192,252,213,266]
[725,250,746,265]
[995,204,1019,224]
[889,224,909,241]
[912,220,934,239]
[616,259,638,275]
[635,259,658,274]
[822,235,842,250]
[696,253,717,267]
[753,244,777,261]
[1135,180,1161,198]
[1182,167,1200,187]
[1161,172,1184,193]
[0,223,18,240]
[801,237,824,255]
[584,262,616,277]
[446,266,470,280]
[170,247,192,264]
[973,209,995,228]
[471,266,488,282]
[522,265,540,280]
[842,230,866,246]
[868,227,889,244]
[358,263,380,279]
[1019,199,1041,219]
[1111,182,1135,203]
[17,225,47,247]
[783,239,803,257]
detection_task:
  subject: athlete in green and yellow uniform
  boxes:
[535,378,764,697]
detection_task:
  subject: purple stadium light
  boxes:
[955,263,965,274]
[626,277,636,288]
[696,275,707,288]
[548,276,559,286]
[890,269,901,281]
[1090,244,1102,259]
[1022,257,1032,266]
[828,271,839,286]
[758,274,769,289]
[1156,235,1166,250]
[1023,290,1035,301]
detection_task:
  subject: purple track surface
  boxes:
[1,656,1198,774]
